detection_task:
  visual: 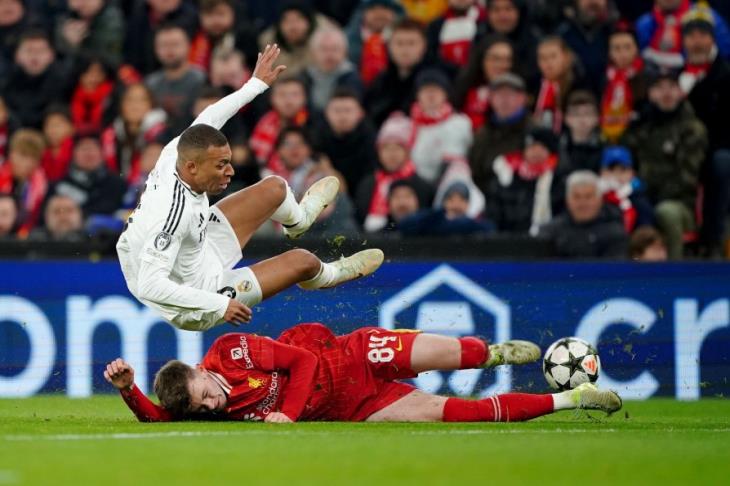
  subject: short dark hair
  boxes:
[566,90,598,110]
[17,29,52,49]
[177,124,229,165]
[200,0,234,13]
[392,18,426,38]
[197,85,225,101]
[328,86,362,104]
[275,125,311,150]
[629,226,665,259]
[153,360,195,418]
[154,22,190,41]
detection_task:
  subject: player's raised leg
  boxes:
[366,384,622,422]
[215,175,339,248]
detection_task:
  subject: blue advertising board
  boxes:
[1,261,729,400]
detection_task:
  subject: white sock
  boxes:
[270,185,304,228]
[551,391,576,411]
[299,261,339,289]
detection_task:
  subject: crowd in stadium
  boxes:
[0,0,728,260]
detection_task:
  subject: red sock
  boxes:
[442,394,555,422]
[459,337,488,368]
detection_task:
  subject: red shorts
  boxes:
[325,327,421,421]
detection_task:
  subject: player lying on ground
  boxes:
[105,323,622,423]
[117,45,383,332]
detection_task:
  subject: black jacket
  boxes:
[538,205,628,259]
[1,62,71,128]
[365,60,428,127]
[686,56,730,152]
[50,165,127,217]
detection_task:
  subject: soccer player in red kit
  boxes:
[105,323,622,423]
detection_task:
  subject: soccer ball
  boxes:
[543,337,600,391]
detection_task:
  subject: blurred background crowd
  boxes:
[0,0,729,260]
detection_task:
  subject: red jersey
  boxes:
[119,324,419,422]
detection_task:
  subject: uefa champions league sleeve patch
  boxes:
[154,232,172,251]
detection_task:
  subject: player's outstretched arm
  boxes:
[191,44,286,130]
[104,358,173,422]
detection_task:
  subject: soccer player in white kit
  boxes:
[117,45,384,331]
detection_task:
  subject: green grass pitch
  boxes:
[1,397,729,485]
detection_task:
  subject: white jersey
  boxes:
[116,77,269,330]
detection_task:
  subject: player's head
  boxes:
[176,124,233,195]
[154,360,228,417]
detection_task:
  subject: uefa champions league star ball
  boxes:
[543,337,600,391]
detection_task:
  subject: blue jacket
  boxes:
[636,6,730,60]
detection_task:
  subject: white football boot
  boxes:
[483,340,541,368]
[571,383,623,415]
[283,176,340,239]
[299,249,385,289]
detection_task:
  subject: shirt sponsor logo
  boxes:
[154,232,172,251]
[230,347,243,360]
[256,371,280,416]
[239,336,254,369]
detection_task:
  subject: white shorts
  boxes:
[203,205,263,307]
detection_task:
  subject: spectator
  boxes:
[69,56,116,134]
[55,0,125,65]
[51,133,126,218]
[680,3,730,254]
[258,1,336,77]
[208,47,250,94]
[355,112,433,231]
[534,36,584,133]
[400,0,449,25]
[538,170,628,258]
[0,129,47,236]
[468,73,530,196]
[313,88,377,196]
[188,0,258,75]
[145,24,206,134]
[1,30,71,129]
[426,0,487,71]
[383,178,422,232]
[410,68,472,185]
[598,145,655,232]
[637,0,730,68]
[399,180,494,236]
[0,94,20,165]
[264,126,358,236]
[488,126,560,234]
[124,0,198,75]
[301,28,363,113]
[365,18,429,127]
[485,0,540,86]
[0,192,17,238]
[345,0,403,87]
[0,0,34,76]
[629,225,669,260]
[41,106,75,182]
[453,34,515,131]
[560,90,604,174]
[101,83,167,186]
[557,0,614,95]
[623,65,707,259]
[120,140,166,210]
[28,194,87,242]
[250,77,309,169]
[601,23,649,142]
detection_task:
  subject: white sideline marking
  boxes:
[2,427,728,442]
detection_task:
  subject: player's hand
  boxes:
[264,412,293,423]
[252,44,286,86]
[104,358,135,391]
[224,299,253,326]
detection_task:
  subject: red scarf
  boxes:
[650,0,690,54]
[601,57,644,142]
[534,79,563,133]
[101,122,166,186]
[438,5,487,67]
[462,85,490,131]
[250,109,309,172]
[505,151,558,181]
[604,189,637,232]
[409,101,455,146]
[368,160,417,218]
[70,80,115,134]
[0,161,47,237]
[41,136,74,182]
[360,31,389,86]
[189,30,213,72]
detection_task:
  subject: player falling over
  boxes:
[105,324,622,423]
[117,45,383,331]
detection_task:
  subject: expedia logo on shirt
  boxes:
[154,232,172,251]
[239,336,254,369]
[256,371,280,415]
